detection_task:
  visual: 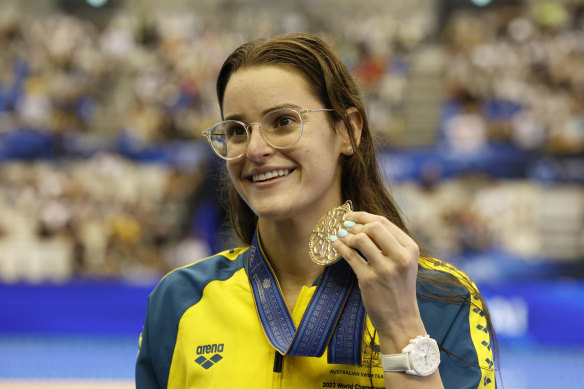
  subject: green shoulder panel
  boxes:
[417,258,496,389]
[136,247,249,389]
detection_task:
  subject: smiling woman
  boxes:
[136,33,498,389]
[222,66,348,226]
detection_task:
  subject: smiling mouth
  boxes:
[251,169,291,183]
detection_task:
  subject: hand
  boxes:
[331,211,426,352]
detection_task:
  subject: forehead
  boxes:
[222,66,320,116]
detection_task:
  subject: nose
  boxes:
[245,123,275,161]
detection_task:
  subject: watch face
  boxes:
[410,337,440,376]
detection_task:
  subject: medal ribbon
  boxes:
[247,230,365,365]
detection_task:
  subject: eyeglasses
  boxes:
[202,107,333,160]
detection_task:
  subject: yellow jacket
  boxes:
[136,245,495,389]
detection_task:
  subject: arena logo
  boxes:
[195,343,224,369]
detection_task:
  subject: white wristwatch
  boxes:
[380,335,440,376]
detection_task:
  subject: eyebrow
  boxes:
[224,103,303,121]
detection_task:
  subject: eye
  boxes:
[271,113,299,131]
[225,122,247,138]
[278,116,295,126]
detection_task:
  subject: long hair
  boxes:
[215,32,498,376]
[216,32,407,245]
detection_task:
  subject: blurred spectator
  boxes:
[442,91,488,154]
[353,40,385,94]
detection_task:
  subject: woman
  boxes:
[136,33,497,389]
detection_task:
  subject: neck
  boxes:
[256,204,343,312]
[252,188,345,310]
[258,217,323,286]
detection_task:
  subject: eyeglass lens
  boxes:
[208,108,303,159]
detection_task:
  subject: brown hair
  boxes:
[216,32,408,245]
[215,32,498,377]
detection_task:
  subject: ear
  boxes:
[337,107,363,155]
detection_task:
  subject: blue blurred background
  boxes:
[0,0,583,388]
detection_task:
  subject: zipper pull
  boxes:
[273,351,283,373]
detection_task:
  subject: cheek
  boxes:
[226,163,248,201]
[297,148,341,182]
[226,162,242,186]
[306,135,343,166]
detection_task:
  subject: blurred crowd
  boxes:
[0,154,224,282]
[441,2,584,155]
[0,5,222,142]
[0,1,428,281]
[0,0,431,144]
[0,1,583,282]
[393,176,583,264]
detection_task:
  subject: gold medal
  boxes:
[309,200,353,266]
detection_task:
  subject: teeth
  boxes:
[252,169,290,182]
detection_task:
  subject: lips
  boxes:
[250,169,291,183]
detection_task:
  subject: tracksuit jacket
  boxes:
[136,241,496,389]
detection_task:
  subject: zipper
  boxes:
[273,351,283,373]
[272,351,283,388]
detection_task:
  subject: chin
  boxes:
[250,206,288,220]
[247,200,297,221]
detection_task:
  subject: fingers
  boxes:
[344,211,415,249]
[330,211,419,271]
[339,221,402,267]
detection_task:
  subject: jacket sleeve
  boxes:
[438,292,496,389]
[135,266,200,389]
[135,296,163,389]
[418,260,497,389]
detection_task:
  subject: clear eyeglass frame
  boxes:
[202,107,334,160]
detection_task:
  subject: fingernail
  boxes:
[329,235,338,242]
[343,220,355,228]
[338,228,348,238]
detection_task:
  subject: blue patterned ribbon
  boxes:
[247,230,365,365]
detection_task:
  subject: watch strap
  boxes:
[381,352,411,372]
